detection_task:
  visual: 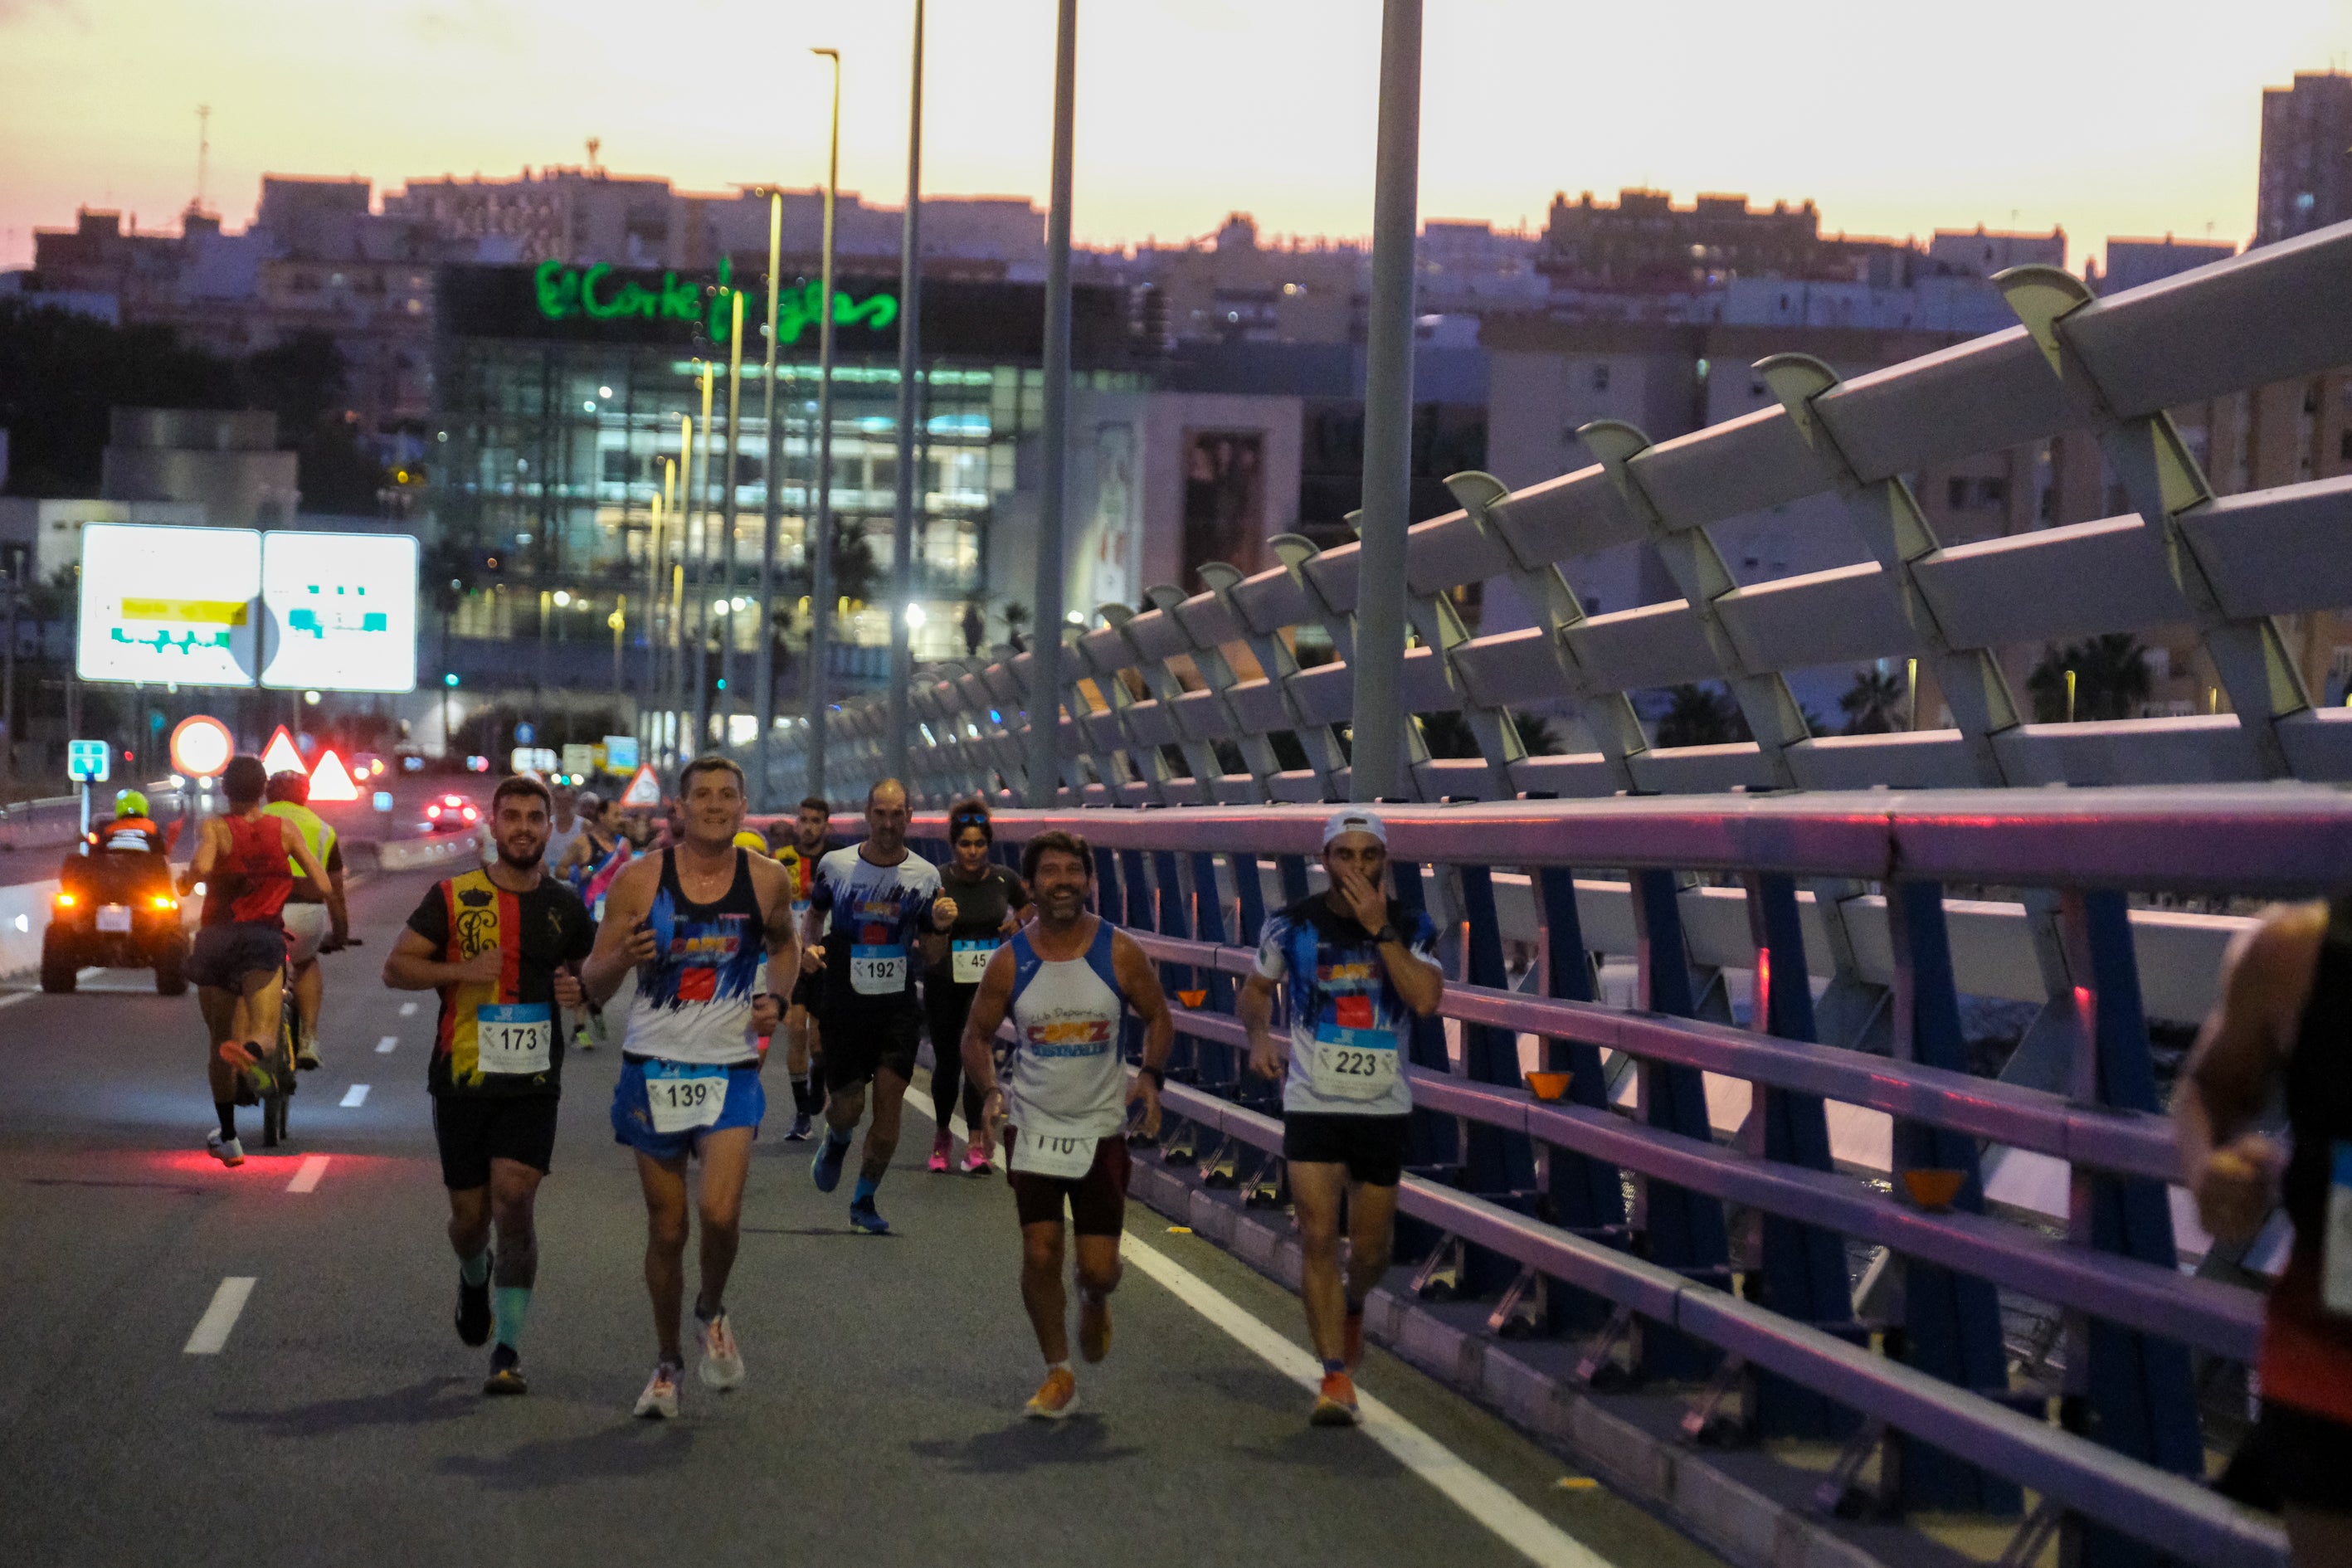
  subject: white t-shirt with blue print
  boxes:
[1254,894,1439,1119]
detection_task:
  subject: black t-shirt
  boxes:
[407,869,597,1098]
[933,863,1031,991]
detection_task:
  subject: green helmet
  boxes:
[115,789,150,817]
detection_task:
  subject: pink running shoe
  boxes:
[928,1130,952,1173]
[964,1137,994,1174]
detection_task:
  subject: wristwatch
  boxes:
[1139,1064,1167,1089]
[1373,924,1402,946]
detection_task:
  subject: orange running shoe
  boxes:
[1343,1311,1365,1372]
[1025,1366,1079,1420]
[1310,1371,1361,1427]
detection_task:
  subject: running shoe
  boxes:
[784,1113,813,1142]
[698,1310,746,1390]
[571,1024,594,1054]
[811,1135,849,1193]
[484,1344,528,1396]
[634,1361,682,1419]
[222,1039,273,1095]
[1343,1311,1365,1373]
[848,1197,890,1235]
[295,1035,321,1071]
[455,1263,493,1348]
[205,1129,245,1167]
[1078,1288,1113,1364]
[1310,1371,1361,1427]
[964,1137,994,1174]
[928,1131,952,1173]
[1024,1366,1079,1420]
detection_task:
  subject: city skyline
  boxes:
[2,0,2345,273]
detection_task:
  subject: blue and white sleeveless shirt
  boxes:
[809,845,940,1009]
[620,848,767,1067]
[1254,894,1439,1118]
[1005,918,1129,1140]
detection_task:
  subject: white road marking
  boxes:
[0,992,32,1011]
[183,1277,257,1355]
[399,1001,419,1017]
[77,967,101,980]
[339,1083,369,1108]
[287,1155,329,1193]
[376,1035,398,1054]
[1119,1232,1617,1568]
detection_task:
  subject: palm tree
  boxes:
[1655,684,1748,747]
[2028,634,2152,722]
[1838,665,1906,734]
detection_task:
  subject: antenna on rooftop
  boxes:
[196,104,212,214]
[587,136,602,176]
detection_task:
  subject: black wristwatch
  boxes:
[1373,924,1402,947]
[1139,1065,1167,1089]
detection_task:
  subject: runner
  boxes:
[544,784,585,873]
[382,775,596,1396]
[581,755,796,1419]
[1239,809,1443,1426]
[962,828,1172,1419]
[2177,898,2352,1562]
[264,769,352,1071]
[804,779,948,1234]
[557,792,631,1053]
[782,796,835,1141]
[178,755,334,1167]
[920,798,1030,1173]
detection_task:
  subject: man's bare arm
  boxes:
[1239,971,1283,1079]
[580,857,661,1005]
[2175,902,2322,1244]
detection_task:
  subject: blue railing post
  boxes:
[1887,880,2018,1513]
[1388,856,1458,1172]
[1276,853,1312,908]
[1188,850,1236,1086]
[1456,864,1536,1194]
[1630,868,1729,1380]
[1533,864,1625,1334]
[1746,872,1858,1439]
[1230,850,1269,947]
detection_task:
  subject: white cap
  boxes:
[1322,809,1388,848]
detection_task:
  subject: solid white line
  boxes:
[183,1276,256,1354]
[287,1155,329,1193]
[0,992,32,1011]
[1119,1232,1616,1568]
[339,1083,369,1107]
[376,1035,398,1054]
[398,1001,419,1017]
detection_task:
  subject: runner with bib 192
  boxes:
[1239,809,1443,1427]
[962,829,1173,1419]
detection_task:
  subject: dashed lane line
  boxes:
[339,1084,369,1108]
[398,1001,419,1017]
[183,1277,256,1354]
[287,1156,329,1193]
[376,1035,398,1054]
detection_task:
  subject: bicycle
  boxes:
[251,932,362,1150]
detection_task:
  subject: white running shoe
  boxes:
[206,1130,245,1166]
[634,1361,682,1419]
[698,1311,746,1390]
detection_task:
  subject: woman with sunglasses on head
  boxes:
[920,798,1032,1173]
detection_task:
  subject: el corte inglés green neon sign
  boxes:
[534,257,897,345]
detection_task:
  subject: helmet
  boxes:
[114,788,150,817]
[266,769,310,805]
[732,829,770,855]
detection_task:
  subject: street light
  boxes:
[807,45,843,799]
[884,0,928,785]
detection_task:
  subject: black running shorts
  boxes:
[821,1005,921,1092]
[1283,1112,1410,1187]
[431,1094,561,1190]
[187,921,287,991]
[1006,1131,1131,1235]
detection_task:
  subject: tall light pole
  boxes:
[756,190,783,808]
[642,487,664,736]
[1026,0,1076,809]
[807,46,842,800]
[690,363,715,753]
[1349,0,1422,803]
[885,0,927,790]
[720,290,746,752]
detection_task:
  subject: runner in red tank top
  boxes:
[181,754,333,1167]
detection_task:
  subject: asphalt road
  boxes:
[0,864,1728,1568]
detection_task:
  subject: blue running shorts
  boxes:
[611,1055,766,1161]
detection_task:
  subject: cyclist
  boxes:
[1239,809,1443,1426]
[920,797,1030,1172]
[782,796,837,1140]
[264,769,352,1071]
[181,754,334,1167]
[384,774,596,1396]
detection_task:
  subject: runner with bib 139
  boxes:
[1239,809,1442,1427]
[581,755,796,1419]
[962,829,1173,1419]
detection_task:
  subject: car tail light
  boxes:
[152,894,178,910]
[54,893,75,908]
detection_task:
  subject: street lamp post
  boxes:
[720,291,746,753]
[807,46,843,801]
[757,190,784,809]
[885,0,927,791]
[1026,0,1076,809]
[689,363,715,753]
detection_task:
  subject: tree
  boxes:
[1838,665,1906,734]
[1418,709,1562,760]
[2027,634,2151,722]
[236,331,383,512]
[1655,684,1749,747]
[0,300,237,494]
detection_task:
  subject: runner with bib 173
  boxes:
[581,755,797,1420]
[1239,809,1443,1428]
[962,829,1174,1420]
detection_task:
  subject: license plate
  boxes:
[96,904,132,933]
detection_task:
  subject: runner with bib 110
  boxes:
[962,828,1174,1419]
[1239,809,1443,1427]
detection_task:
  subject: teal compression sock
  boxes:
[459,1249,490,1287]
[854,1174,880,1204]
[494,1287,531,1350]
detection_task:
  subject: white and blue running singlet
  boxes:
[809,845,940,1006]
[1005,918,1130,1141]
[620,848,767,1066]
[1254,894,1440,1118]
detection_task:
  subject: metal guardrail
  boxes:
[850,789,2315,1568]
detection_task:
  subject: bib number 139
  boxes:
[644,1066,729,1134]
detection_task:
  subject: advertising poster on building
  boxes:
[1181,429,1265,586]
[260,532,421,694]
[76,523,262,687]
[1086,423,1138,613]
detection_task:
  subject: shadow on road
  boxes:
[740,1225,899,1239]
[216,1376,475,1438]
[438,1421,699,1491]
[908,1418,1142,1473]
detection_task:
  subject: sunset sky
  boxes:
[1,0,2345,272]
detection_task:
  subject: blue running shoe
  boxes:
[811,1134,850,1194]
[848,1198,890,1235]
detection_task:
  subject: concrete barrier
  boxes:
[0,879,60,976]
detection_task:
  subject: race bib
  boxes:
[791,898,811,918]
[850,943,907,996]
[2325,1142,2352,1317]
[952,939,997,984]
[643,1062,730,1134]
[1011,1130,1098,1180]
[476,1003,553,1075]
[1305,1020,1400,1102]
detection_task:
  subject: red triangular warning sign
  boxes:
[308,748,361,803]
[260,726,304,777]
[621,763,663,808]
